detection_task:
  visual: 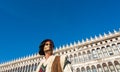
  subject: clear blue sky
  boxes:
[0,0,120,63]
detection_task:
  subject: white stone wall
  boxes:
[0,30,120,72]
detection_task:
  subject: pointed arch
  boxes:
[23,66,25,72]
[81,67,85,72]
[82,51,87,62]
[102,63,109,72]
[87,50,92,60]
[97,64,103,72]
[114,61,120,72]
[108,62,116,72]
[74,53,77,57]
[101,46,108,57]
[112,44,116,46]
[74,53,78,63]
[86,66,91,72]
[76,68,80,72]
[106,45,114,55]
[31,64,34,72]
[28,64,31,72]
[25,65,28,72]
[78,52,82,62]
[69,54,73,63]
[34,63,38,71]
[97,48,103,58]
[91,65,97,72]
[92,49,97,59]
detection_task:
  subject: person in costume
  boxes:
[36,39,73,72]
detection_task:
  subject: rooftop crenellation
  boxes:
[0,28,120,66]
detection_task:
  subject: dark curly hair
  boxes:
[39,39,55,55]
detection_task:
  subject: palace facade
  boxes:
[0,30,120,72]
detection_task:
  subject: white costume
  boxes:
[36,55,72,72]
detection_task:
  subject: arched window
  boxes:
[15,68,18,72]
[108,62,116,72]
[102,63,109,72]
[78,52,82,62]
[97,64,103,72]
[112,44,119,55]
[114,61,120,72]
[106,45,114,55]
[70,54,73,63]
[117,43,120,49]
[74,54,78,64]
[76,68,80,72]
[34,63,38,71]
[31,64,34,72]
[13,68,15,72]
[81,67,85,72]
[18,67,21,72]
[83,51,87,62]
[28,64,31,72]
[20,66,24,72]
[86,66,91,72]
[91,65,97,72]
[101,47,108,57]
[20,67,22,72]
[97,48,103,58]
[23,66,25,72]
[87,50,92,60]
[66,55,70,61]
[16,67,18,72]
[25,65,28,72]
[92,49,98,59]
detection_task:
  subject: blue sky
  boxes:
[0,0,120,63]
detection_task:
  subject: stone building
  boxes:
[0,30,120,72]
